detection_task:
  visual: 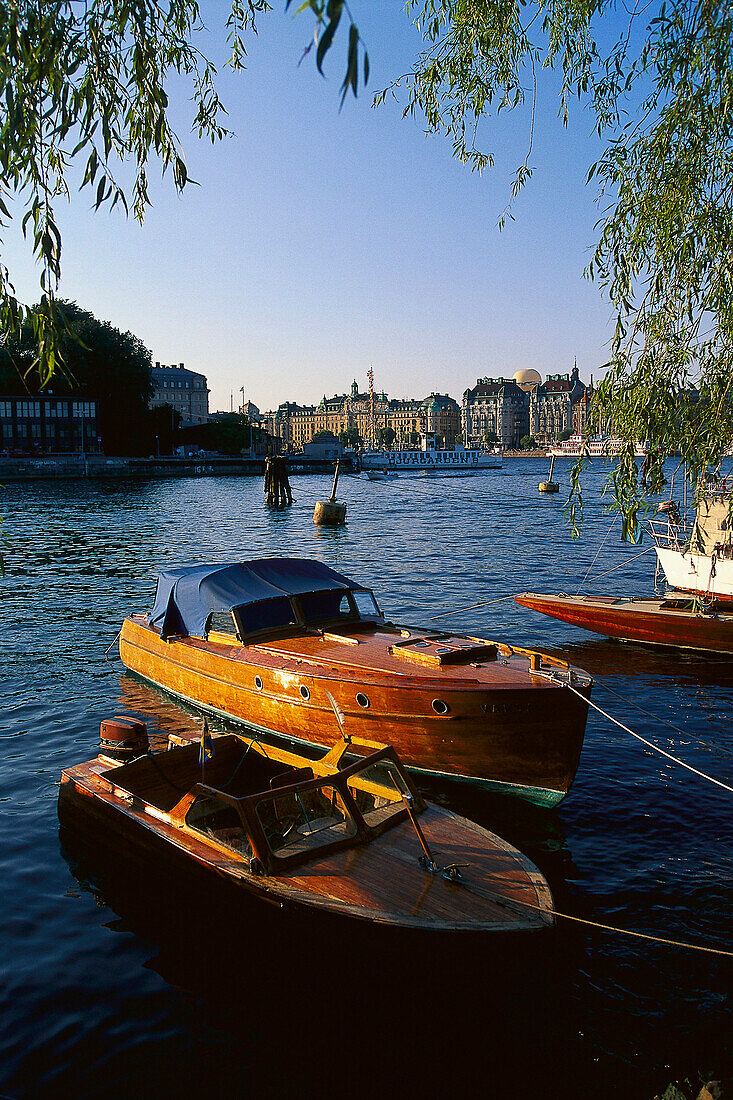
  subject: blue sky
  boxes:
[5,3,617,413]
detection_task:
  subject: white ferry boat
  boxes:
[547,435,647,458]
[361,440,502,478]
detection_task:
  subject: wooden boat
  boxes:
[58,728,554,932]
[119,559,593,807]
[514,591,733,654]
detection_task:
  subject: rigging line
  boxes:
[583,545,655,584]
[575,515,618,596]
[428,594,520,620]
[563,681,733,795]
[598,682,733,760]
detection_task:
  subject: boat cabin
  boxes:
[148,558,384,643]
[101,735,425,876]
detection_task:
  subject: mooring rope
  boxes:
[583,545,655,583]
[599,682,733,760]
[562,680,733,795]
[428,594,520,620]
[511,894,733,957]
[104,630,121,661]
[575,515,618,594]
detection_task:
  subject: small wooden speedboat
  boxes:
[514,591,733,654]
[58,727,554,932]
[119,559,593,807]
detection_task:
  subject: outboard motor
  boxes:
[99,716,149,763]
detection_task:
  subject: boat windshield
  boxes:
[298,589,353,625]
[346,757,410,827]
[255,784,357,859]
[351,590,380,618]
[185,791,254,859]
[298,588,381,626]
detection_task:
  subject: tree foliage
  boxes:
[1,1,732,530]
[0,0,264,383]
[0,299,153,453]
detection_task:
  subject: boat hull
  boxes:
[515,592,733,654]
[120,618,590,807]
[58,745,554,933]
[655,546,733,602]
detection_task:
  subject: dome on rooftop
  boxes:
[514,368,542,391]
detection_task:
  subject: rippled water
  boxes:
[1,461,731,1098]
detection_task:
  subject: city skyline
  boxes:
[1,5,616,415]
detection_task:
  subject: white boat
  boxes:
[547,436,647,458]
[650,492,733,602]
[364,469,399,482]
[361,442,502,477]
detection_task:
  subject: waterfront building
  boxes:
[0,396,99,453]
[528,366,586,443]
[462,378,529,448]
[387,398,423,447]
[421,393,461,445]
[463,365,593,447]
[239,400,261,421]
[261,384,459,452]
[151,362,209,425]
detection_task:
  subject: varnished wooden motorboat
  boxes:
[119,559,593,807]
[515,591,733,654]
[58,729,554,932]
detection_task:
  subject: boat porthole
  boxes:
[432,699,449,715]
[254,675,263,691]
[356,692,370,709]
[300,685,310,701]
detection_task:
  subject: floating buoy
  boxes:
[313,460,347,526]
[99,716,149,762]
[539,454,560,494]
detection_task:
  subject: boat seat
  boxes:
[269,767,314,790]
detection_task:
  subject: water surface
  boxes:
[1,460,731,1098]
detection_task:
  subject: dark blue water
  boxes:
[1,460,731,1099]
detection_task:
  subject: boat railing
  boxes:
[648,515,692,551]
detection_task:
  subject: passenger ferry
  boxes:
[361,438,501,477]
[547,435,646,458]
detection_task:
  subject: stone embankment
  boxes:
[0,454,355,480]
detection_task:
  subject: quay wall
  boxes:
[0,455,355,481]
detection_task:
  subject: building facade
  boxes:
[462,378,529,448]
[151,362,209,425]
[0,396,99,453]
[261,383,461,452]
[463,366,592,447]
[525,365,585,442]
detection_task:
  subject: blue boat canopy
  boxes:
[150,558,368,639]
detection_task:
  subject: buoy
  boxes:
[99,716,149,762]
[539,454,560,493]
[313,459,347,526]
